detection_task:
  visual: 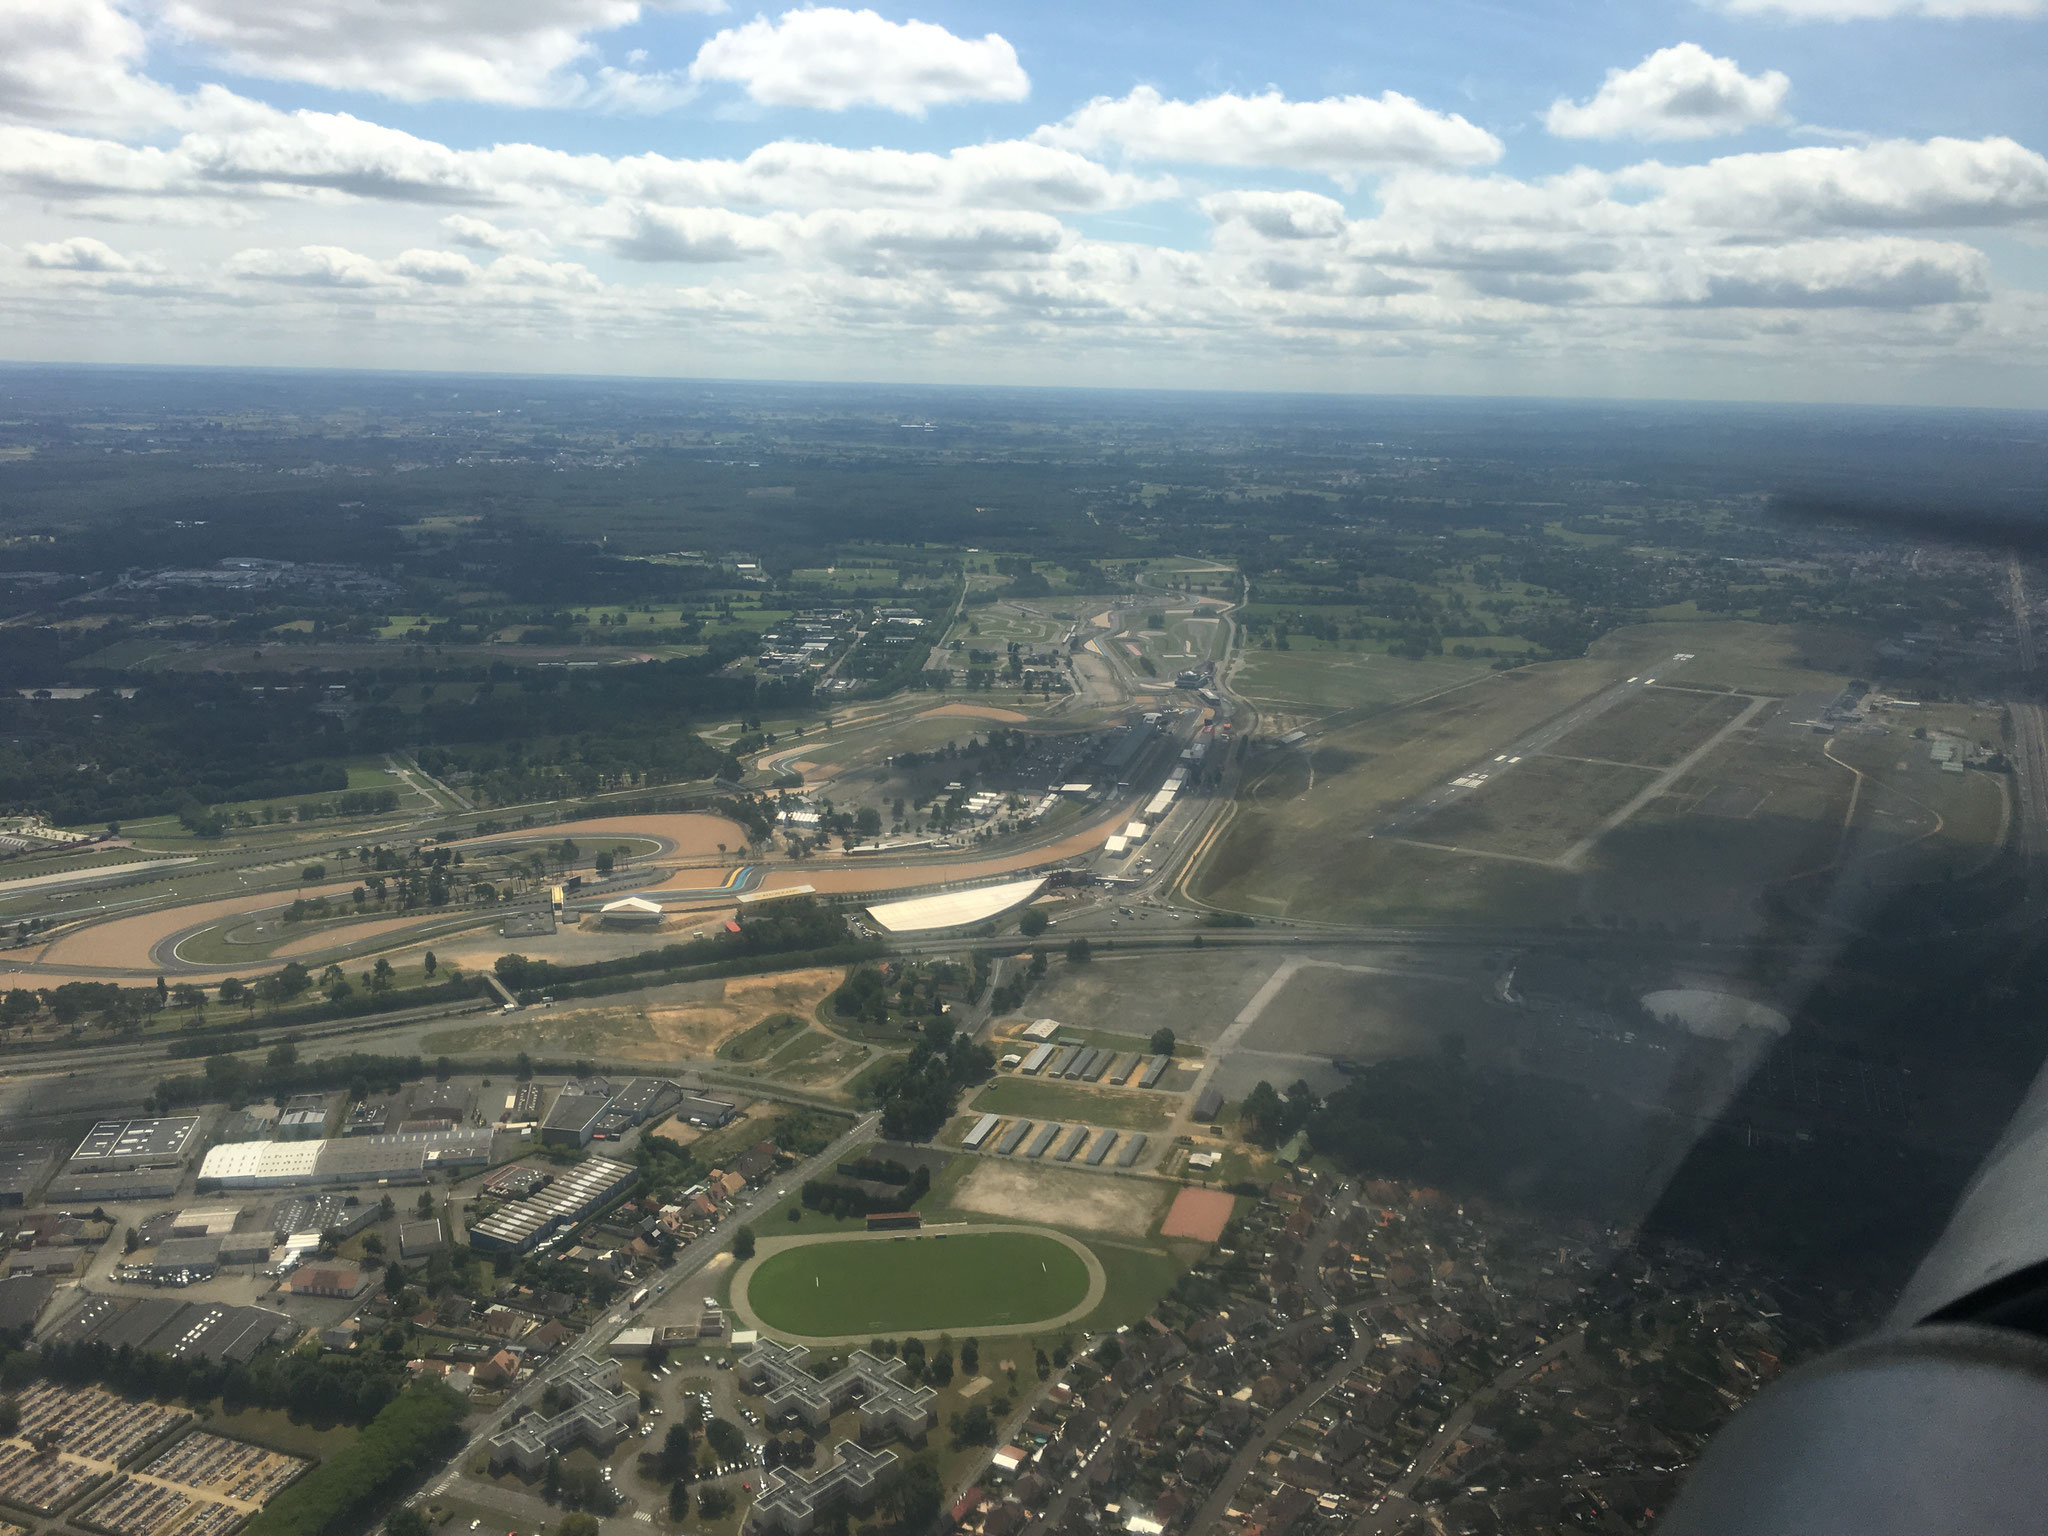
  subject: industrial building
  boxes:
[44,1294,295,1362]
[488,1355,640,1475]
[1192,1088,1224,1122]
[1054,1126,1089,1162]
[399,1219,446,1259]
[1117,1133,1148,1168]
[269,1193,376,1239]
[466,1156,637,1255]
[44,1169,180,1204]
[196,1127,493,1189]
[68,1118,199,1171]
[1139,1055,1170,1089]
[1025,1123,1061,1158]
[276,1096,328,1140]
[1084,1130,1119,1166]
[1020,1044,1053,1074]
[0,1142,55,1208]
[961,1114,999,1150]
[540,1085,615,1148]
[129,1236,222,1281]
[994,1119,1033,1155]
[671,1090,738,1128]
[170,1208,238,1238]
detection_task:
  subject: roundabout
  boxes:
[728,1223,1104,1343]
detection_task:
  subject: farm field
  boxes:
[742,1228,1092,1335]
[1233,648,1494,722]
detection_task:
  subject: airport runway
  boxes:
[1371,652,1696,841]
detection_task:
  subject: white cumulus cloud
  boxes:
[1037,86,1502,180]
[1547,44,1791,141]
[227,244,395,286]
[0,0,187,134]
[23,234,160,271]
[1624,135,2048,230]
[1200,190,1351,241]
[145,0,725,107]
[688,8,1029,114]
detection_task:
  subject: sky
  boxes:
[2,0,2047,405]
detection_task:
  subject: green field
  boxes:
[968,1076,1176,1130]
[1233,648,1494,720]
[745,1230,1090,1334]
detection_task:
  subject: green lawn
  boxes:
[967,1076,1176,1130]
[746,1230,1089,1335]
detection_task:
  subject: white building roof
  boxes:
[865,877,1047,934]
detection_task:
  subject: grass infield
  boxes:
[746,1230,1090,1335]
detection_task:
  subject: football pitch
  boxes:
[743,1229,1093,1335]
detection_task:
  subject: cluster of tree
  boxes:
[541,1456,615,1511]
[800,1165,931,1219]
[0,629,818,826]
[1240,1078,1318,1148]
[863,1023,994,1142]
[835,1156,915,1184]
[831,965,891,1027]
[151,1048,427,1114]
[269,1391,463,1536]
[38,1337,410,1427]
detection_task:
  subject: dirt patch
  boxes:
[452,813,749,860]
[921,705,1029,725]
[1159,1186,1235,1242]
[950,1161,1168,1237]
[637,968,847,1055]
[426,967,844,1062]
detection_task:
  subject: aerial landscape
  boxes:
[3,0,2048,1534]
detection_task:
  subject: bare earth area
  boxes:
[950,1161,1169,1237]
[920,704,1030,724]
[1160,1186,1235,1242]
[455,813,749,860]
[424,967,844,1060]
